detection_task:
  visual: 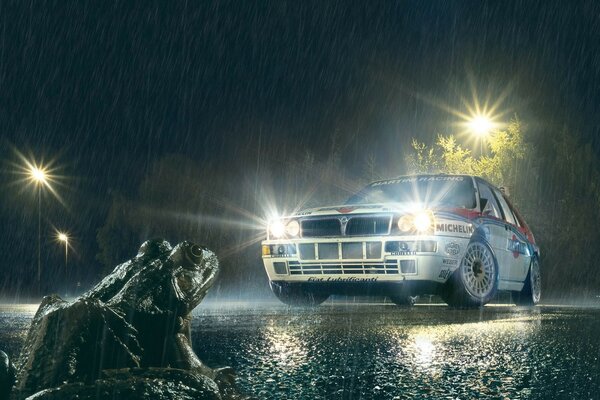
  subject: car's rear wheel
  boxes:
[269,281,329,306]
[513,256,541,306]
[441,238,499,308]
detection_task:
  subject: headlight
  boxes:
[269,219,300,238]
[398,215,414,232]
[397,210,434,234]
[285,220,300,237]
[269,220,286,238]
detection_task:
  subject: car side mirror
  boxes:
[480,198,488,212]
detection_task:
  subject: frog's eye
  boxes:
[187,244,203,264]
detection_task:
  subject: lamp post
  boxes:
[28,166,48,294]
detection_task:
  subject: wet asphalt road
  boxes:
[2,303,600,399]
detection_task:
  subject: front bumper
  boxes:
[261,235,470,288]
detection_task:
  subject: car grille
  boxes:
[345,216,391,236]
[301,218,341,237]
[288,260,399,275]
[300,215,392,238]
[298,242,382,260]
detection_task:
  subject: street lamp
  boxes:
[57,232,69,272]
[467,114,494,154]
[468,115,493,136]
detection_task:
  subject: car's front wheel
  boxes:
[269,281,329,306]
[512,256,541,306]
[441,238,499,308]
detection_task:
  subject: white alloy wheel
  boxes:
[460,242,497,299]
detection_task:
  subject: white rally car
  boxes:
[261,174,541,307]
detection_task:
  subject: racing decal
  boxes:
[371,176,465,186]
[442,258,459,266]
[307,277,378,283]
[508,234,529,258]
[435,223,474,235]
[444,242,461,256]
[438,269,452,279]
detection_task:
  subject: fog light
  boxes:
[273,262,288,275]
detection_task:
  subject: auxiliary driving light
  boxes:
[398,215,414,232]
[286,220,300,237]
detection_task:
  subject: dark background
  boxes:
[1,1,599,301]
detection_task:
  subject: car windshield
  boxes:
[346,176,476,209]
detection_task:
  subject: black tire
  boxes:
[513,256,541,306]
[269,281,329,306]
[389,295,418,307]
[441,238,499,308]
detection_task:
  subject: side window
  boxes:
[493,188,517,226]
[476,181,501,218]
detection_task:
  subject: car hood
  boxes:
[290,203,480,219]
[292,203,422,217]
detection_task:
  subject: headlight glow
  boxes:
[269,221,286,238]
[413,210,434,232]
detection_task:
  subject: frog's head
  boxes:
[106,240,219,317]
[167,241,219,315]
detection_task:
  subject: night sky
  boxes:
[1,1,599,300]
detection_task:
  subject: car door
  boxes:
[492,188,531,282]
[475,180,512,280]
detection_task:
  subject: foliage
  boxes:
[406,117,527,190]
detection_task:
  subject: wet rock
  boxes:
[1,350,16,399]
[12,239,249,400]
[24,368,221,400]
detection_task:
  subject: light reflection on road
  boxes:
[191,304,595,399]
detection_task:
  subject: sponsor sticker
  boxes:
[438,269,452,279]
[442,258,459,266]
[445,242,461,256]
[307,277,378,282]
[436,223,474,235]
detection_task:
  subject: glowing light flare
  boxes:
[12,149,65,206]
[397,209,434,233]
[414,210,434,232]
[57,232,68,243]
[29,166,48,185]
[468,115,494,136]
[269,220,286,238]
